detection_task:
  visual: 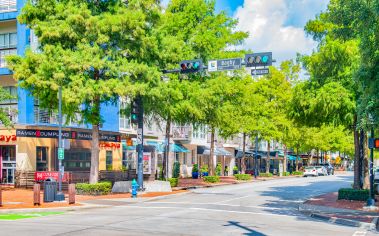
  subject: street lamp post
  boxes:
[56,86,65,201]
[368,127,375,206]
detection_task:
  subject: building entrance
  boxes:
[0,145,16,184]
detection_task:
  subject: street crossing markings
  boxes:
[352,231,366,236]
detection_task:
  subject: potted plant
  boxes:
[215,163,222,176]
[192,164,199,179]
[233,166,239,175]
[201,165,209,177]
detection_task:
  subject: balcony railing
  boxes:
[0,0,17,13]
[172,126,192,140]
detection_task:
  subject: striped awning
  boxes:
[197,146,232,156]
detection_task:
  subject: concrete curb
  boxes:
[309,212,378,231]
[0,203,109,214]
[299,203,379,231]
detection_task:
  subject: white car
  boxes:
[303,167,318,177]
[315,166,328,176]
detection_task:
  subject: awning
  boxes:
[197,146,232,156]
[122,140,136,150]
[171,143,190,153]
[235,150,261,158]
[146,141,165,152]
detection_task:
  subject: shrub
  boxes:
[76,181,112,195]
[259,173,273,177]
[282,172,290,176]
[233,166,238,171]
[106,164,113,171]
[338,188,369,201]
[234,174,252,181]
[173,162,180,178]
[203,176,220,183]
[215,163,222,176]
[200,165,208,173]
[169,178,178,187]
[292,171,303,176]
[192,164,199,173]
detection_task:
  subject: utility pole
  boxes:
[56,86,64,201]
[136,95,144,190]
[254,135,259,179]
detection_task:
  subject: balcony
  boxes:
[0,0,16,13]
[172,126,192,141]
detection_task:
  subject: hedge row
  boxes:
[234,174,252,181]
[76,181,112,195]
[292,171,303,176]
[259,173,273,177]
[338,188,369,201]
[203,176,220,183]
[169,178,178,187]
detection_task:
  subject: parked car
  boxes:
[303,167,318,177]
[315,166,328,176]
[320,163,334,175]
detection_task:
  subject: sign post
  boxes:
[56,87,64,201]
[136,96,144,190]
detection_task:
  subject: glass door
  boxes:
[1,145,16,184]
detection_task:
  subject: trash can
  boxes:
[43,178,57,202]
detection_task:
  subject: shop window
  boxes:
[36,146,48,171]
[106,151,113,170]
[1,146,15,162]
[62,150,91,171]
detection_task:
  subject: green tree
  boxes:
[7,0,162,183]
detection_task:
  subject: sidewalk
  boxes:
[0,188,187,211]
[299,192,379,231]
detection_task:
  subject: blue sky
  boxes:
[162,0,330,63]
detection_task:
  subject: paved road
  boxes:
[0,173,376,236]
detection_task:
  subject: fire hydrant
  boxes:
[131,179,139,198]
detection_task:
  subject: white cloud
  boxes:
[233,0,326,64]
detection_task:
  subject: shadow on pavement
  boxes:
[224,221,266,236]
[258,175,352,219]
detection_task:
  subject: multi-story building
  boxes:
[0,0,124,184]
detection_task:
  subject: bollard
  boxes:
[68,184,76,204]
[33,184,41,206]
[0,185,2,207]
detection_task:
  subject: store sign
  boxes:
[0,135,16,142]
[16,129,121,142]
[143,152,151,174]
[99,142,121,149]
[34,171,70,182]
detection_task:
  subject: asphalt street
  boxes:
[0,173,376,236]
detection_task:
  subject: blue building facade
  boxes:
[0,0,123,185]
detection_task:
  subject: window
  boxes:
[1,146,15,162]
[62,150,91,171]
[36,147,48,171]
[0,86,18,124]
[106,151,113,170]
[0,32,17,68]
[119,99,131,129]
[0,0,17,13]
[183,152,187,165]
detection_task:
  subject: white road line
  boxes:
[146,201,284,210]
[352,231,366,236]
[214,195,251,204]
[118,205,293,217]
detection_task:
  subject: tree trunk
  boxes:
[266,140,270,173]
[362,130,370,189]
[241,133,246,174]
[283,145,287,173]
[308,149,314,166]
[89,95,100,184]
[163,118,171,180]
[353,123,360,189]
[209,128,215,176]
[296,147,299,172]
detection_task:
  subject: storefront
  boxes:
[0,127,122,185]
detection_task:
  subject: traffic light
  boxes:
[131,99,139,124]
[369,138,379,149]
[245,52,272,67]
[179,59,203,74]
